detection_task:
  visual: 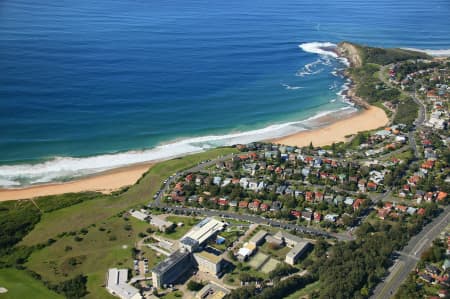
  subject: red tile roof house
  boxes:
[305,191,315,202]
[238,154,249,161]
[218,198,228,206]
[384,202,393,210]
[260,203,270,212]
[249,200,261,211]
[353,198,364,211]
[377,208,390,220]
[239,201,249,208]
[313,212,322,222]
[304,156,314,165]
[367,181,378,191]
[248,152,258,160]
[315,191,324,201]
[437,191,448,202]
[407,175,421,186]
[290,210,301,218]
[185,173,194,183]
[395,205,408,213]
[320,172,329,179]
[421,160,435,170]
[175,182,184,191]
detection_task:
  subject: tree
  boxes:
[53,275,88,299]
[187,280,204,291]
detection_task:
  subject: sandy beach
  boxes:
[0,162,152,201]
[272,105,389,147]
[0,106,388,202]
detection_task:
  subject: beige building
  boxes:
[285,241,311,265]
[194,251,224,276]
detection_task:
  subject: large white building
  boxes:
[106,268,142,299]
[180,218,226,252]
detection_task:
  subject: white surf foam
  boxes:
[0,106,357,188]
[281,83,303,90]
[402,47,450,57]
[299,42,338,58]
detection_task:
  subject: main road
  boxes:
[378,65,426,159]
[371,205,450,299]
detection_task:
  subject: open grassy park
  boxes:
[0,268,63,299]
[0,147,237,298]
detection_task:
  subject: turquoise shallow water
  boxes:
[0,0,449,187]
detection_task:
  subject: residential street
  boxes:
[371,205,450,299]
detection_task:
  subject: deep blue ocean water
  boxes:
[0,0,449,186]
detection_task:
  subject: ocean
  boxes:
[0,0,449,187]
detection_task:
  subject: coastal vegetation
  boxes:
[352,44,430,65]
[0,147,237,298]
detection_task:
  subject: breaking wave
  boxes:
[0,106,356,188]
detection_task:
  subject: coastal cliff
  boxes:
[337,42,363,67]
[336,42,370,109]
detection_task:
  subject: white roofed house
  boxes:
[106,268,142,299]
[256,181,266,192]
[248,180,258,191]
[221,178,231,187]
[129,209,149,222]
[239,178,249,189]
[213,176,222,186]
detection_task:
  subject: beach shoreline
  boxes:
[271,105,388,147]
[0,162,153,201]
[0,42,390,201]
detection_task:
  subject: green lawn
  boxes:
[260,243,291,261]
[0,268,63,299]
[18,148,236,298]
[26,215,146,299]
[21,147,236,247]
[260,258,280,274]
[156,215,200,240]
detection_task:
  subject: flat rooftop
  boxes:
[152,250,190,275]
[182,218,225,245]
[195,251,223,264]
[286,241,311,258]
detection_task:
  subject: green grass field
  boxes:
[248,252,270,270]
[260,258,280,274]
[0,268,63,299]
[156,215,200,240]
[26,216,147,299]
[21,147,236,246]
[18,147,237,298]
[260,242,291,261]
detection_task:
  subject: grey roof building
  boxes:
[151,250,193,289]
